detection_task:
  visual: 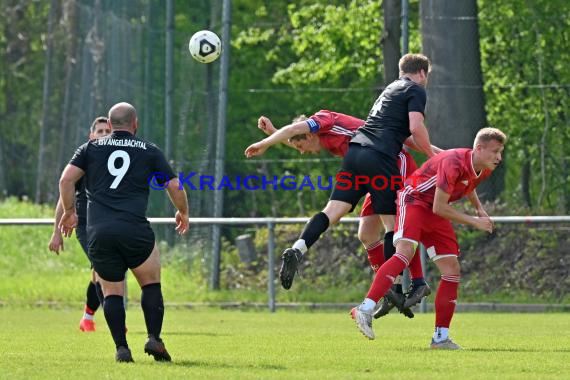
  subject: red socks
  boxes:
[408,247,423,279]
[366,253,409,302]
[366,240,385,272]
[435,275,460,328]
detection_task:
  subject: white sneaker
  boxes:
[430,338,462,350]
[350,306,375,340]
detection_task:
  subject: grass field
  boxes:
[1,308,569,379]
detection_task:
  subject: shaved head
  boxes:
[108,102,137,131]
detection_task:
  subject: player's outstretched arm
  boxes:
[258,116,277,136]
[257,116,298,149]
[408,112,436,158]
[245,120,311,158]
[58,164,84,237]
[166,178,189,235]
[48,198,65,254]
[433,187,493,233]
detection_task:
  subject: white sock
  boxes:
[433,327,449,342]
[292,239,308,254]
[83,312,94,321]
[393,275,402,285]
[360,298,376,312]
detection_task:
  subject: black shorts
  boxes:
[75,226,93,268]
[88,225,155,282]
[330,144,400,215]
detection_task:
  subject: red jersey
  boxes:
[400,148,492,209]
[306,109,415,174]
[306,110,362,157]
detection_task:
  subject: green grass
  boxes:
[1,197,568,305]
[0,197,374,304]
[0,308,568,379]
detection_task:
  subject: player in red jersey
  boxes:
[245,110,439,316]
[351,127,506,348]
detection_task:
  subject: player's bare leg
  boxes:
[131,244,171,361]
[280,200,352,290]
[430,256,462,350]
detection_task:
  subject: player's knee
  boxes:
[395,240,415,258]
[323,202,350,224]
[358,230,379,247]
[101,281,125,297]
[438,258,460,276]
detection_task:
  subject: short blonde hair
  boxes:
[474,127,507,147]
[289,115,309,142]
[292,114,308,124]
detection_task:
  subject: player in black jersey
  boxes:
[58,102,189,363]
[49,116,110,332]
[279,54,438,318]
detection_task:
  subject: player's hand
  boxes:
[244,142,268,158]
[477,208,495,227]
[175,211,189,235]
[48,233,64,254]
[258,116,276,135]
[58,211,78,238]
[472,216,493,233]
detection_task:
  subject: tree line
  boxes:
[0,0,568,217]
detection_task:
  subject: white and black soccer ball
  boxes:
[188,30,221,64]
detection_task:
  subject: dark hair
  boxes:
[399,54,430,75]
[90,116,108,132]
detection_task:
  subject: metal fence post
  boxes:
[267,222,276,312]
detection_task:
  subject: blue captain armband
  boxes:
[306,118,320,133]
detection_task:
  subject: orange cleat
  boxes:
[79,318,96,332]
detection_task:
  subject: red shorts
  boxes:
[394,202,459,259]
[360,193,374,217]
[360,151,418,218]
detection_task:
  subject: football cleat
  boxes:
[374,288,414,319]
[144,336,172,362]
[115,346,134,362]
[350,306,375,340]
[373,297,395,319]
[279,248,303,290]
[79,318,96,332]
[430,338,462,350]
[404,283,431,308]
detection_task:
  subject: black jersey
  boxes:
[69,130,176,234]
[351,77,426,157]
[75,178,87,228]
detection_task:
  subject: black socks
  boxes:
[86,281,101,312]
[104,295,127,349]
[299,212,330,250]
[141,283,164,340]
[383,231,395,261]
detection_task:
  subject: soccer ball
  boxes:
[188,30,221,64]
